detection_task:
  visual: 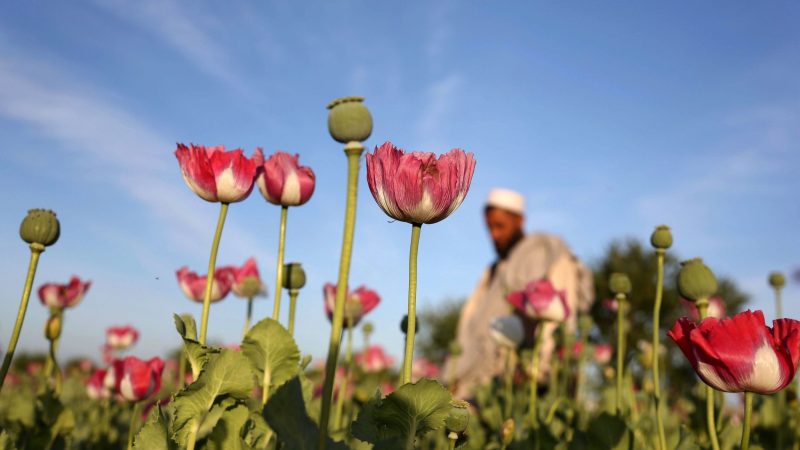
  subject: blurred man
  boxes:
[449,188,594,398]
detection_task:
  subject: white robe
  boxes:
[449,233,594,398]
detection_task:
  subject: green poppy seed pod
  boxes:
[449,341,462,356]
[445,399,470,434]
[45,314,62,341]
[327,96,373,144]
[609,273,632,296]
[650,225,673,250]
[769,272,786,289]
[400,315,419,334]
[282,262,307,290]
[677,258,718,301]
[19,209,60,248]
[501,419,515,446]
[362,322,374,335]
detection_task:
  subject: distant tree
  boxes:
[417,298,464,365]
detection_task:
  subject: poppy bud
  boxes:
[609,273,632,296]
[677,258,717,301]
[650,225,673,250]
[327,96,373,144]
[282,262,307,290]
[769,272,786,289]
[578,314,593,335]
[400,315,419,334]
[45,313,62,341]
[20,209,60,249]
[501,419,515,446]
[362,322,374,335]
[445,399,470,434]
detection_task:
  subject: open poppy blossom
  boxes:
[668,310,800,394]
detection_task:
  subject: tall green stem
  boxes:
[401,223,422,384]
[503,348,515,420]
[272,206,288,321]
[199,203,229,345]
[698,300,721,450]
[615,294,626,415]
[652,249,667,450]
[47,333,62,394]
[741,392,753,450]
[288,290,299,336]
[334,315,354,430]
[127,402,142,450]
[242,296,254,339]
[774,286,787,448]
[0,245,43,392]
[319,144,363,449]
[529,326,545,429]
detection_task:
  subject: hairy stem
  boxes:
[272,206,288,321]
[652,249,668,450]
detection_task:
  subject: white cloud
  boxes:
[0,53,262,260]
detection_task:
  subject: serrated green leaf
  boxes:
[242,411,272,448]
[351,390,382,444]
[173,314,218,379]
[205,398,251,450]
[372,379,452,444]
[263,376,348,450]
[241,318,301,400]
[171,349,255,447]
[134,405,176,450]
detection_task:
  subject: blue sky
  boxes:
[0,1,798,364]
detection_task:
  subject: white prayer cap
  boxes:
[486,188,525,215]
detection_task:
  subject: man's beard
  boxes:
[494,229,524,260]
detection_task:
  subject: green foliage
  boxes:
[263,376,347,450]
[133,405,175,450]
[173,314,218,379]
[417,298,464,364]
[170,349,255,446]
[241,318,301,400]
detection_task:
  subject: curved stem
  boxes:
[127,402,142,450]
[615,294,626,415]
[698,300,721,450]
[272,206,288,321]
[652,249,667,450]
[242,296,254,339]
[401,223,422,384]
[319,144,363,449]
[741,392,753,450]
[529,326,545,429]
[288,290,298,336]
[199,203,229,344]
[0,246,43,392]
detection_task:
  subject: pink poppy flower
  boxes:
[668,310,800,394]
[106,325,139,351]
[253,150,315,207]
[355,346,395,373]
[176,266,235,303]
[412,358,441,381]
[323,283,380,327]
[594,343,614,365]
[174,143,258,203]
[365,142,476,225]
[230,257,266,298]
[506,279,570,322]
[87,368,110,400]
[105,356,165,402]
[38,276,91,309]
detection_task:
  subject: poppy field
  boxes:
[1,96,797,450]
